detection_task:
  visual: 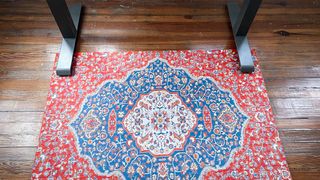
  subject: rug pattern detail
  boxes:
[69,60,248,178]
[32,50,291,179]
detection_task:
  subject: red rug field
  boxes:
[32,50,291,179]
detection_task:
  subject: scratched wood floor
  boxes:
[0,0,319,179]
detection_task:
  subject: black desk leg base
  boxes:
[227,0,262,73]
[47,0,82,76]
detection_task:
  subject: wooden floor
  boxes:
[0,0,319,179]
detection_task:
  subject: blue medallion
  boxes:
[69,59,248,179]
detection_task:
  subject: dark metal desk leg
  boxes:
[47,0,82,76]
[227,0,262,73]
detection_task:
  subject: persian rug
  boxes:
[32,50,291,179]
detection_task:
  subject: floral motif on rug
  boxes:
[32,50,291,179]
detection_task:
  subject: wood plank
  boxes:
[0,70,51,80]
[287,155,320,172]
[0,80,49,91]
[279,129,320,143]
[0,160,33,180]
[276,118,320,129]
[289,172,320,180]
[270,98,320,119]
[0,147,36,161]
[0,123,41,147]
[0,112,43,123]
[282,142,320,155]
[265,78,320,98]
[0,100,46,112]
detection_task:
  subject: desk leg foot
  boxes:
[47,0,82,76]
[56,3,82,76]
[227,0,262,73]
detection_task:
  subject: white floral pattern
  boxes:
[123,90,197,156]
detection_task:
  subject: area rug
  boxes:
[32,49,291,179]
